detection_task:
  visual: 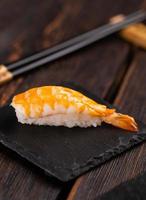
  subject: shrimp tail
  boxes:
[103,112,138,132]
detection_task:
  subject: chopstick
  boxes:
[0,10,146,85]
[7,10,145,71]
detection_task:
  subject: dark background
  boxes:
[0,0,146,200]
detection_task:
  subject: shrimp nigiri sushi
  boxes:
[11,86,138,132]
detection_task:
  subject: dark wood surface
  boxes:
[67,51,146,200]
[0,0,146,199]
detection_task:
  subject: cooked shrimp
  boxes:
[11,86,138,132]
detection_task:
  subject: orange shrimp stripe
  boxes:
[12,86,115,117]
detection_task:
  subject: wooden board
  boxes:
[67,51,146,200]
[0,0,144,199]
[99,163,146,199]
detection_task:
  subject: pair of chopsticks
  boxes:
[0,10,146,85]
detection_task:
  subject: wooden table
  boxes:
[0,0,146,199]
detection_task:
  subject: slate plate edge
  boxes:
[1,83,146,181]
[0,129,146,182]
[0,131,58,179]
[68,134,146,180]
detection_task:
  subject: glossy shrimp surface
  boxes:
[12,86,138,132]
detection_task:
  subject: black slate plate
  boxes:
[99,171,146,200]
[0,84,146,182]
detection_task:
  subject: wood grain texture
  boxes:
[0,0,144,199]
[0,28,129,200]
[67,52,146,200]
[0,0,136,105]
